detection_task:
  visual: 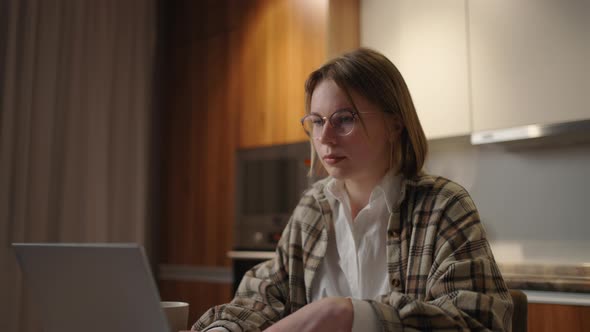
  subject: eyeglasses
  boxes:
[301,109,375,138]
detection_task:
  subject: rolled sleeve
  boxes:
[351,298,381,332]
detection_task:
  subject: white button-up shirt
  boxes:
[311,169,401,331]
[210,170,401,332]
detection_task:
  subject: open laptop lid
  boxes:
[12,243,170,332]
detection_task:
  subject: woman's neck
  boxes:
[344,171,387,220]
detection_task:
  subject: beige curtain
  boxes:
[0,0,157,331]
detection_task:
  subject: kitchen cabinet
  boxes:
[361,0,471,139]
[237,0,359,148]
[469,0,590,132]
[528,303,590,331]
[362,0,590,138]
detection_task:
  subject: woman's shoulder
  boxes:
[403,172,476,208]
[307,176,332,195]
[287,177,331,221]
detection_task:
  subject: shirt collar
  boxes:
[325,177,347,203]
[374,168,402,214]
[324,168,402,214]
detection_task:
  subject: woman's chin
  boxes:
[324,167,350,180]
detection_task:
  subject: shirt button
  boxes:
[388,230,400,238]
[391,278,401,288]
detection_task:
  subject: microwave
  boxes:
[234,141,318,250]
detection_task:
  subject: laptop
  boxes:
[12,243,172,332]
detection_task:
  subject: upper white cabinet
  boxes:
[469,0,590,132]
[361,0,471,139]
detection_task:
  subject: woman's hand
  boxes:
[263,297,353,332]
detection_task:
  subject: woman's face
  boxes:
[310,79,393,183]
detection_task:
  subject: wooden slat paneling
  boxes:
[158,0,360,324]
[160,0,235,267]
[327,0,360,59]
[235,0,328,147]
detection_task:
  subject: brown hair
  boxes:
[304,47,428,179]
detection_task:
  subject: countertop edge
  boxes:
[522,290,590,306]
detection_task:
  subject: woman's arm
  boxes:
[192,190,329,332]
[263,297,353,332]
[368,189,513,331]
[192,222,294,332]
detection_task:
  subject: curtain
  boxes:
[0,0,157,331]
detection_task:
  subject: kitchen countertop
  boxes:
[229,251,590,304]
[522,290,590,306]
[498,262,590,294]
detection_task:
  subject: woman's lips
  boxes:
[323,154,345,165]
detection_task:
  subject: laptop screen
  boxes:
[13,243,170,332]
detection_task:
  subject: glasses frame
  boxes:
[300,109,377,138]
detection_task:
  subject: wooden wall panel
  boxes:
[158,0,237,321]
[528,303,590,332]
[235,0,329,147]
[158,0,359,324]
[161,1,236,268]
[282,0,330,145]
[328,0,360,59]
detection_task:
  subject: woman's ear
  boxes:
[388,114,404,141]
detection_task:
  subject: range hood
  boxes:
[470,119,590,145]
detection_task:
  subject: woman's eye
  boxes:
[312,119,324,126]
[336,116,354,124]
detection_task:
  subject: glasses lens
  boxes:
[302,115,324,137]
[331,110,355,136]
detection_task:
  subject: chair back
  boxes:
[509,289,528,332]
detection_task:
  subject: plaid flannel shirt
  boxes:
[194,173,513,331]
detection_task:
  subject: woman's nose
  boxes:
[317,121,338,144]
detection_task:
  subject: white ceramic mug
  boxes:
[161,301,189,332]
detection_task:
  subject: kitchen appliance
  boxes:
[230,141,317,291]
[234,141,316,250]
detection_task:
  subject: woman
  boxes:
[194,48,513,331]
